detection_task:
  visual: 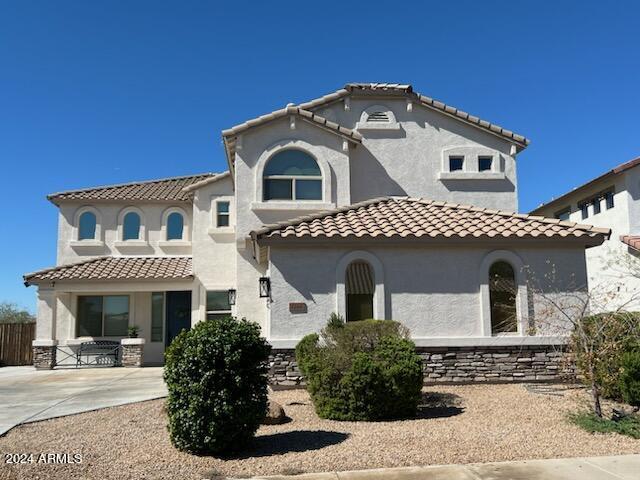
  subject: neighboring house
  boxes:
[25,83,610,383]
[531,157,640,312]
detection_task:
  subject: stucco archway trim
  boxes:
[116,206,147,241]
[479,249,529,337]
[73,206,102,241]
[254,139,332,204]
[336,250,386,320]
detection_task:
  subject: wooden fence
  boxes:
[0,323,35,366]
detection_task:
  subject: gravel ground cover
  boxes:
[1,384,639,480]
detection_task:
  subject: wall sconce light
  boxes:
[258,277,271,298]
[227,289,237,306]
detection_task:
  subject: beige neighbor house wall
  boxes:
[533,167,640,312]
[266,244,588,348]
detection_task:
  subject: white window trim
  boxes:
[71,206,104,246]
[355,105,400,131]
[253,140,333,210]
[209,195,235,236]
[203,287,234,320]
[336,251,386,320]
[114,206,149,248]
[160,206,190,243]
[439,147,506,180]
[478,250,529,337]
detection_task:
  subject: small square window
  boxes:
[479,156,493,172]
[206,290,232,321]
[216,201,230,227]
[449,156,464,172]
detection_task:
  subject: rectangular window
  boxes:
[295,179,322,200]
[555,208,571,221]
[77,295,129,337]
[216,201,230,227]
[151,292,164,342]
[206,290,231,321]
[264,178,293,200]
[605,191,615,209]
[449,156,464,171]
[592,197,601,215]
[579,203,589,220]
[478,156,493,172]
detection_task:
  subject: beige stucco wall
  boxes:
[266,244,588,347]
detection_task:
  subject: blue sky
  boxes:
[1,1,639,311]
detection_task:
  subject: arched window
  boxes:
[166,212,184,240]
[345,261,374,322]
[263,149,322,201]
[78,211,97,240]
[489,261,518,334]
[122,212,141,240]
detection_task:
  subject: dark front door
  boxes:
[165,291,192,347]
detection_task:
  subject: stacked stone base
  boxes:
[268,345,573,387]
[121,343,144,367]
[33,345,56,370]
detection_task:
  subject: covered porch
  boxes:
[24,256,196,368]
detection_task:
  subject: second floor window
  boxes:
[216,201,230,227]
[78,211,97,240]
[167,212,184,240]
[478,156,493,172]
[122,212,141,240]
[555,208,570,221]
[263,149,322,201]
[449,156,464,172]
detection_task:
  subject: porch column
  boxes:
[32,286,58,369]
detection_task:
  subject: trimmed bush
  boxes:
[164,317,271,455]
[572,311,640,401]
[620,350,640,407]
[296,318,423,421]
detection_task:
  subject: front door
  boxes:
[165,291,192,347]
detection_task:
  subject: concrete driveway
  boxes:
[0,366,166,436]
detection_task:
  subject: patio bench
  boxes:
[76,340,121,367]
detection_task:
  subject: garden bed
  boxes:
[1,384,639,479]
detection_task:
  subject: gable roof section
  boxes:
[251,197,610,247]
[182,171,231,192]
[530,156,640,214]
[24,256,193,286]
[222,105,363,174]
[48,173,216,205]
[222,82,530,174]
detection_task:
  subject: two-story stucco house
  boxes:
[531,156,640,312]
[25,83,610,383]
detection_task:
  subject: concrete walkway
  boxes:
[255,455,640,480]
[0,366,166,436]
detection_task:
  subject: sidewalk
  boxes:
[253,454,640,480]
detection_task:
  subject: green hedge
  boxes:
[296,318,423,421]
[620,350,640,407]
[164,317,271,455]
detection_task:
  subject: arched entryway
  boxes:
[346,261,374,321]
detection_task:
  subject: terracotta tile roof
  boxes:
[621,235,640,251]
[222,82,530,173]
[531,156,640,214]
[48,173,217,204]
[252,197,610,246]
[299,83,530,148]
[24,256,193,285]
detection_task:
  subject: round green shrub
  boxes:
[163,317,271,455]
[296,318,423,421]
[620,350,640,407]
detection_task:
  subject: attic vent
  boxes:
[366,111,390,123]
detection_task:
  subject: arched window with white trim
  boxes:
[263,149,322,201]
[345,261,375,321]
[488,261,518,334]
[166,212,184,240]
[78,211,97,240]
[122,212,141,240]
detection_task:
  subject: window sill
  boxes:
[438,172,506,181]
[114,240,150,249]
[70,240,105,248]
[251,201,335,212]
[355,122,401,131]
[158,240,191,248]
[208,227,235,237]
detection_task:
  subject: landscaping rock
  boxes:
[262,399,287,425]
